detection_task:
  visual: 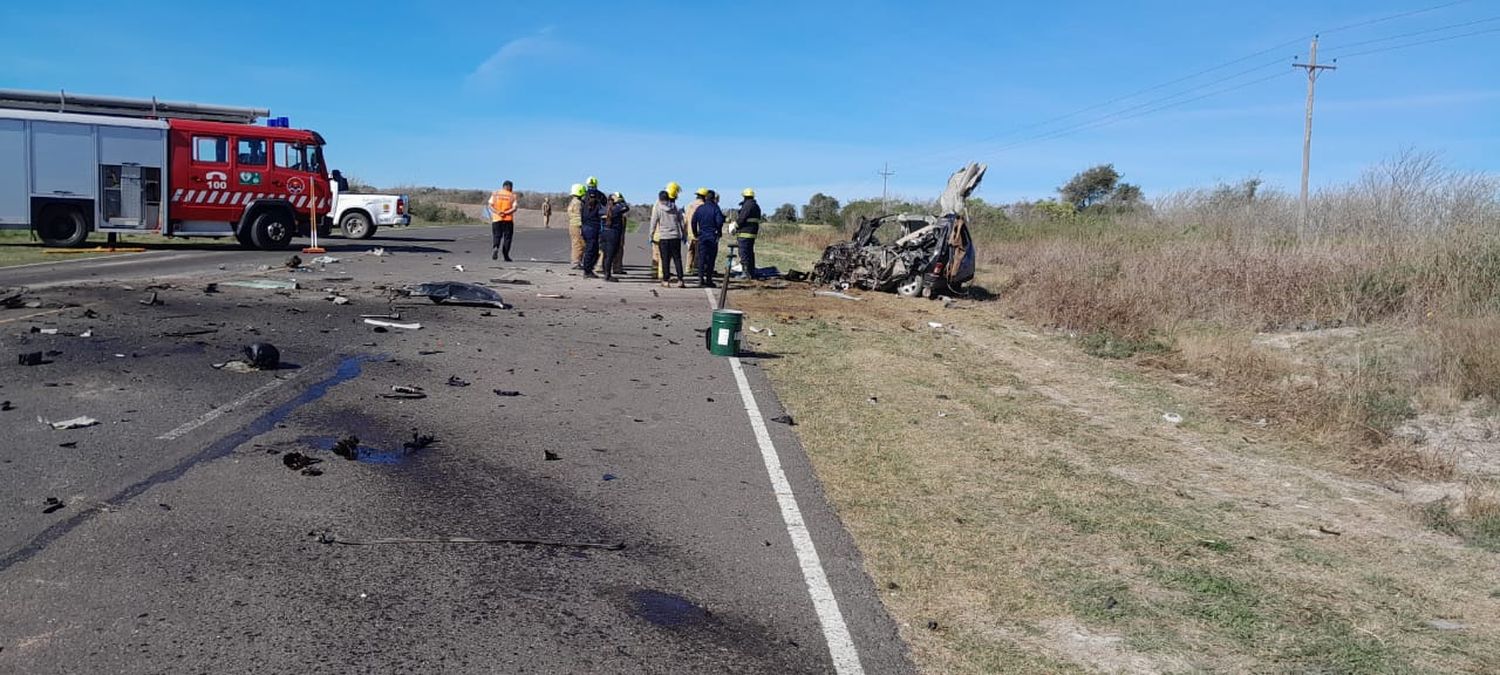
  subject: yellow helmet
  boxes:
[586,176,599,187]
[742,188,755,198]
[665,181,681,199]
[611,192,622,200]
[695,187,709,197]
[570,183,585,197]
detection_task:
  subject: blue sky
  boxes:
[3,1,1497,208]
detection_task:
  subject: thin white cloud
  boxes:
[466,27,560,87]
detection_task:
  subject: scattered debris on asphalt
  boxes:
[770,414,797,426]
[161,328,218,338]
[211,360,258,373]
[139,291,162,306]
[282,452,322,473]
[368,247,388,256]
[284,255,303,269]
[203,283,219,294]
[58,441,78,448]
[317,531,625,550]
[1,401,14,411]
[536,293,567,299]
[328,296,351,305]
[18,351,46,366]
[244,343,281,370]
[43,416,99,430]
[488,278,532,285]
[544,450,560,461]
[603,473,618,481]
[78,330,93,338]
[311,255,340,265]
[814,291,863,301]
[0,287,27,308]
[402,431,436,451]
[42,497,65,514]
[383,385,427,400]
[332,435,360,461]
[32,327,59,335]
[452,264,466,272]
[364,318,422,330]
[222,279,299,290]
[360,313,401,320]
[446,376,471,387]
[493,389,523,397]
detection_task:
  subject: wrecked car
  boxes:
[813,163,984,298]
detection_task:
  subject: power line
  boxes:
[1318,0,1476,35]
[988,70,1295,153]
[884,0,1482,181]
[1322,14,1500,51]
[1327,25,1500,59]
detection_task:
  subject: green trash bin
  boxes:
[706,309,745,357]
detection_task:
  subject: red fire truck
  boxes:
[0,89,331,250]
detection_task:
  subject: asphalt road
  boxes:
[0,224,911,674]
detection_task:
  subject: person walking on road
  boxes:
[567,183,585,268]
[736,188,762,278]
[580,177,607,278]
[651,189,687,288]
[541,196,552,229]
[488,180,518,261]
[684,188,707,275]
[692,189,726,288]
[601,192,629,283]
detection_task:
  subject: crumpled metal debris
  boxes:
[244,343,281,370]
[402,281,507,308]
[813,162,983,298]
[42,415,98,430]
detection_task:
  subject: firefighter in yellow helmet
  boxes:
[685,187,708,275]
[736,188,763,279]
[653,182,683,279]
[567,183,585,268]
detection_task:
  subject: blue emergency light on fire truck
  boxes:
[0,89,333,250]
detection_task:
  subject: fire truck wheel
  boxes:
[340,212,374,239]
[250,211,295,250]
[37,206,90,248]
[233,224,255,248]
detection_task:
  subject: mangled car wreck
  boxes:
[813,163,984,298]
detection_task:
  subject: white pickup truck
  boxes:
[331,188,409,239]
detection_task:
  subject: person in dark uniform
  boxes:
[692,190,725,288]
[601,192,629,282]
[580,177,606,278]
[735,188,762,279]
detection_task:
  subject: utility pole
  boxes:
[878,162,895,212]
[1293,35,1336,227]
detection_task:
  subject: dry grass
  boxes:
[733,289,1500,673]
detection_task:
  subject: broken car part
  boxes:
[402,281,506,308]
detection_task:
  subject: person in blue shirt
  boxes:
[601,192,629,283]
[579,176,607,278]
[691,190,726,288]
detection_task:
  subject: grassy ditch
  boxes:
[734,287,1500,672]
[738,159,1500,670]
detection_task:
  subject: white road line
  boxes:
[155,364,315,441]
[706,290,865,674]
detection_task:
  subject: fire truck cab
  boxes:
[0,89,331,250]
[167,119,330,249]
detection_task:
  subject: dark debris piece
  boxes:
[42,497,65,514]
[282,452,322,471]
[1,401,14,411]
[770,414,797,426]
[544,450,560,461]
[332,436,360,461]
[493,389,523,397]
[403,432,435,452]
[18,352,45,367]
[446,376,471,387]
